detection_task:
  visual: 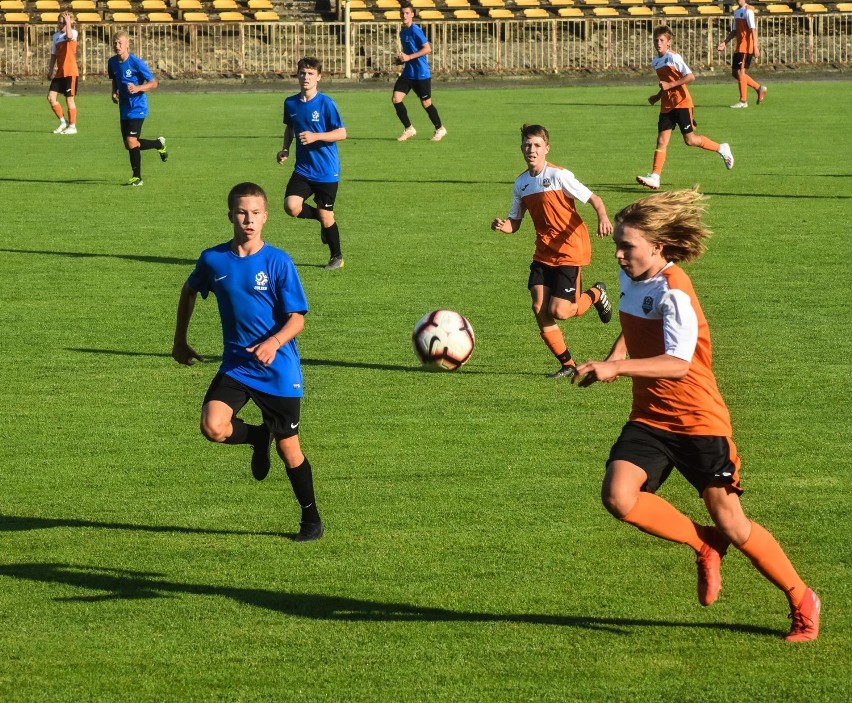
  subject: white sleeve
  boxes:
[659,289,698,362]
[506,182,525,220]
[746,9,756,30]
[557,169,593,205]
[671,52,692,77]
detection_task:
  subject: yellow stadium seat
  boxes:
[583,0,608,4]
[218,10,244,19]
[515,0,540,6]
[350,10,375,19]
[479,0,505,6]
[383,8,401,18]
[247,0,273,7]
[141,0,168,9]
[764,3,792,11]
[453,8,478,17]
[627,5,653,14]
[836,2,852,11]
[347,0,368,7]
[419,9,444,17]
[39,11,59,21]
[593,6,618,14]
[800,2,827,10]
[76,11,103,20]
[213,0,239,8]
[3,10,28,19]
[662,5,688,15]
[111,11,139,21]
[523,7,549,16]
[182,10,210,19]
[106,0,132,9]
[253,9,279,19]
[35,0,60,9]
[558,6,584,15]
[177,0,202,7]
[444,0,469,6]
[375,0,398,7]
[0,0,25,9]
[653,0,679,4]
[617,0,644,5]
[696,5,722,14]
[549,0,574,5]
[148,11,173,20]
[70,0,97,10]
[410,0,435,7]
[488,8,514,17]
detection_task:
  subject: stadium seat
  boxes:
[253,9,279,19]
[662,5,688,14]
[76,11,103,20]
[453,8,478,17]
[836,2,852,10]
[350,9,375,18]
[478,0,505,6]
[652,0,679,4]
[176,0,202,7]
[582,0,608,5]
[106,0,132,9]
[70,0,97,10]
[34,0,60,9]
[111,11,139,20]
[375,0,399,7]
[549,0,575,5]
[617,0,644,5]
[627,5,653,14]
[3,10,28,20]
[347,0,368,7]
[182,10,209,19]
[39,11,59,21]
[488,8,514,17]
[515,0,540,6]
[557,6,584,15]
[419,9,445,17]
[213,0,239,8]
[444,0,470,6]
[141,0,169,10]
[764,3,792,11]
[0,0,25,9]
[593,6,618,14]
[696,5,722,14]
[383,8,401,18]
[523,7,549,16]
[148,11,173,20]
[218,10,244,19]
[800,2,827,10]
[247,0,273,7]
[410,0,435,7]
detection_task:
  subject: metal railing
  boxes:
[1,15,849,79]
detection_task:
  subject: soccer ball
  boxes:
[412,310,475,371]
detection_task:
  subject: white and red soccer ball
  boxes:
[412,310,475,371]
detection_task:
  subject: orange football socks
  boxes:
[621,492,707,552]
[737,521,808,608]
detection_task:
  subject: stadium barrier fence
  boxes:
[1,15,849,79]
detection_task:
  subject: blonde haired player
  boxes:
[636,26,734,190]
[492,124,613,379]
[47,12,79,135]
[575,190,820,642]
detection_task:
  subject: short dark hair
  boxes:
[400,0,414,11]
[227,182,268,211]
[653,25,673,41]
[297,56,322,74]
[520,124,549,145]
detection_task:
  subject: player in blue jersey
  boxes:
[172,182,324,542]
[392,1,446,143]
[276,57,347,271]
[107,31,167,187]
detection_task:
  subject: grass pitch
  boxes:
[0,79,850,702]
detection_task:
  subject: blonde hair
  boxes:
[521,124,549,145]
[113,30,130,42]
[614,189,711,263]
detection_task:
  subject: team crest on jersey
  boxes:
[254,271,269,291]
[124,69,133,78]
[311,110,320,122]
[642,296,654,314]
[542,178,552,188]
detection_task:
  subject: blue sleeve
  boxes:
[277,255,308,315]
[413,25,429,48]
[323,96,344,131]
[186,254,211,300]
[133,55,154,83]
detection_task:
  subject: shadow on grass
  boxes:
[0,247,196,266]
[0,177,112,185]
[66,348,223,363]
[0,514,278,538]
[0,561,782,636]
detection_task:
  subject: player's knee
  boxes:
[601,486,634,519]
[283,200,300,217]
[200,418,228,443]
[551,302,576,321]
[420,99,432,109]
[317,210,335,228]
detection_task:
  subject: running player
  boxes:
[636,26,734,191]
[491,124,614,379]
[392,1,447,143]
[172,182,324,543]
[575,190,820,642]
[47,12,79,135]
[107,30,168,187]
[717,0,767,109]
[277,57,347,271]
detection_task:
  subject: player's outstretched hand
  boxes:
[172,341,203,366]
[598,217,614,237]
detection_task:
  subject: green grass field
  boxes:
[1,79,850,701]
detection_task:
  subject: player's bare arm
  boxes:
[576,353,690,387]
[127,79,158,95]
[648,90,662,105]
[277,126,293,163]
[297,126,347,146]
[588,194,613,237]
[659,73,695,92]
[246,313,306,367]
[398,42,431,64]
[172,283,204,366]
[491,217,522,233]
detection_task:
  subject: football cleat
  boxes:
[61,125,77,135]
[592,282,612,324]
[157,136,168,162]
[123,177,144,187]
[53,119,68,134]
[730,101,748,109]
[547,365,577,380]
[397,126,416,142]
[636,173,660,190]
[757,86,768,105]
[294,521,324,542]
[324,256,344,270]
[696,540,727,606]
[250,425,272,481]
[431,126,447,142]
[786,588,821,642]
[718,143,734,170]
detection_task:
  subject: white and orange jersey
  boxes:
[618,263,732,437]
[51,29,79,78]
[507,163,593,267]
[732,5,757,54]
[651,50,693,112]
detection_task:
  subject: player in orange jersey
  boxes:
[46,12,79,135]
[717,0,767,108]
[574,190,820,642]
[636,26,733,191]
[492,124,614,379]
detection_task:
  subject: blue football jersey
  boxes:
[283,92,344,183]
[107,53,155,120]
[400,24,431,80]
[187,242,308,397]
